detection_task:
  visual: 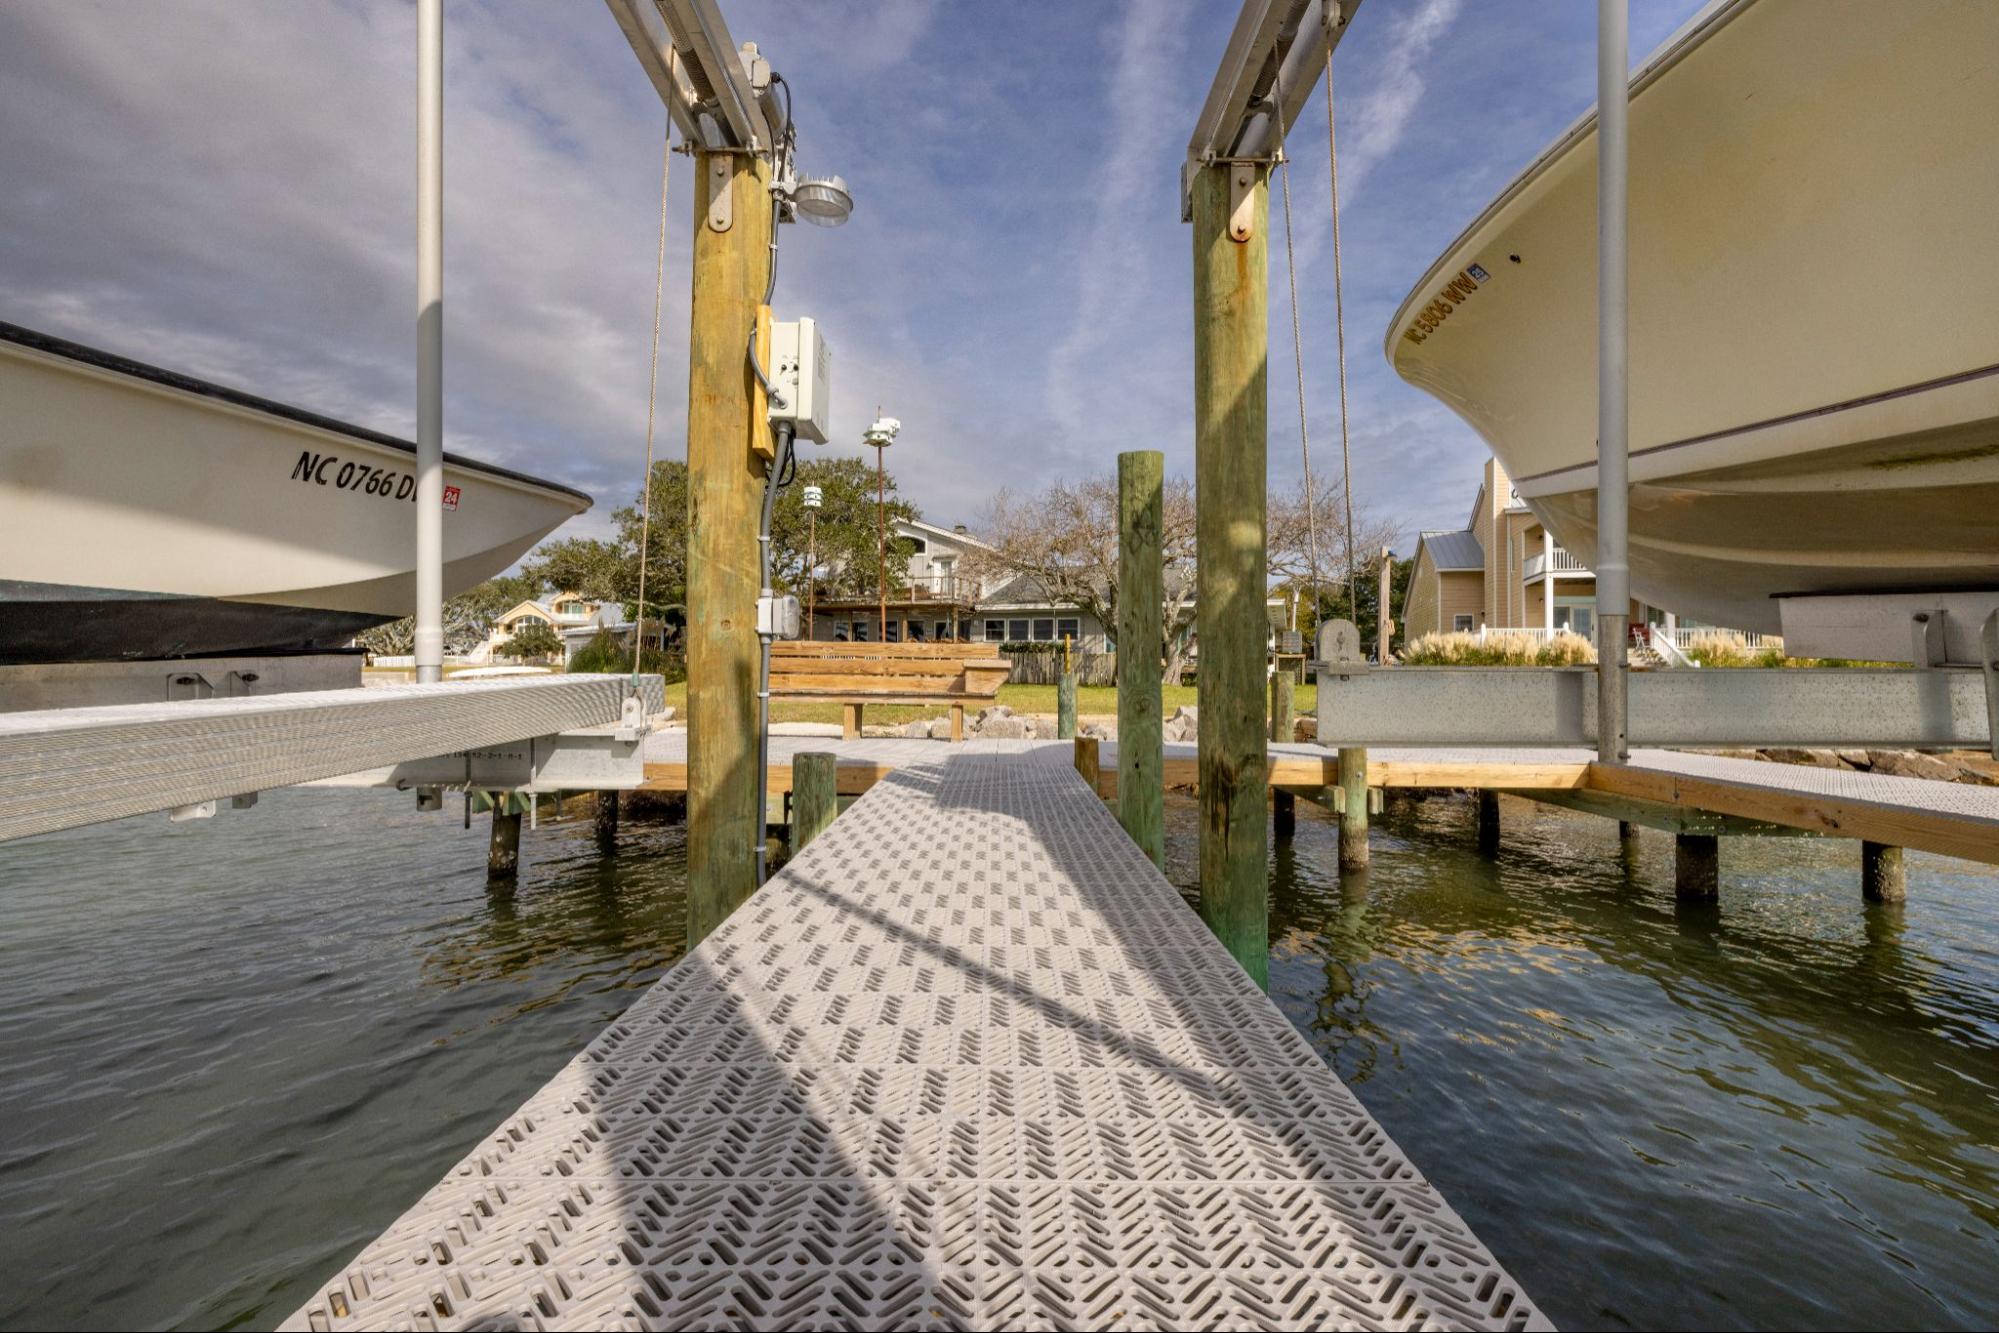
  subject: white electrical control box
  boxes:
[768,318,831,444]
[756,593,802,640]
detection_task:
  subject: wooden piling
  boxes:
[1073,736,1100,795]
[1273,789,1296,838]
[1117,449,1165,869]
[1675,833,1720,900]
[1476,789,1501,855]
[1191,160,1270,989]
[1338,746,1368,868]
[1057,672,1077,740]
[685,149,774,947]
[1861,840,1907,903]
[488,804,521,879]
[1269,669,1294,744]
[791,752,838,853]
[594,790,619,845]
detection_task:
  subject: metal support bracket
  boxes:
[707,154,733,232]
[1228,161,1256,242]
[1913,610,1948,668]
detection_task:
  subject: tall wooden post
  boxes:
[1057,671,1077,740]
[1192,161,1269,989]
[1117,450,1165,868]
[1073,735,1101,794]
[686,150,774,946]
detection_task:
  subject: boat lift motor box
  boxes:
[768,317,831,444]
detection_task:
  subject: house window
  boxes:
[1553,604,1595,637]
[1452,613,1474,632]
[985,619,1005,641]
[1057,617,1080,642]
[850,620,872,642]
[907,537,926,553]
[934,622,950,641]
[1008,619,1030,641]
[884,620,901,642]
[1030,618,1053,641]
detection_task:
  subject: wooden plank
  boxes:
[772,642,992,661]
[1586,761,1999,866]
[1366,759,1591,790]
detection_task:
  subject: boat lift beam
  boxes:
[604,0,771,152]
[0,675,664,845]
[1313,661,1992,752]
[1182,0,1365,220]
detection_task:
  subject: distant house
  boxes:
[474,592,607,662]
[1400,457,1775,655]
[975,574,1099,649]
[805,517,996,644]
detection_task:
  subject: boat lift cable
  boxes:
[1324,44,1359,634]
[1270,55,1327,636]
[630,121,673,685]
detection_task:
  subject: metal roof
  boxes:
[1419,528,1484,572]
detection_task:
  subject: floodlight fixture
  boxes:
[792,174,853,227]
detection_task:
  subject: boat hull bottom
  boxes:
[1531,473,1999,640]
[0,581,391,664]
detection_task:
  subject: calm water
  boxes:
[0,786,1995,1330]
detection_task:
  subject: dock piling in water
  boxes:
[685,148,774,946]
[1116,450,1165,869]
[1676,832,1720,900]
[1862,840,1907,903]
[1476,788,1501,855]
[1338,746,1369,868]
[1191,159,1270,990]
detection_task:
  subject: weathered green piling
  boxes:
[1338,746,1368,868]
[1117,449,1165,869]
[792,752,838,853]
[1862,840,1906,903]
[1269,669,1294,744]
[1476,789,1501,855]
[488,801,521,879]
[1192,160,1269,989]
[1676,833,1720,900]
[1057,672,1077,740]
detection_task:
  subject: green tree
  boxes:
[525,455,919,625]
[771,456,918,600]
[496,619,562,660]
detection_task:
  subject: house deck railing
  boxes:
[1522,547,1592,581]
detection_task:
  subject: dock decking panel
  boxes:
[287,743,1548,1331]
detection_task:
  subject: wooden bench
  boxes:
[771,641,1011,741]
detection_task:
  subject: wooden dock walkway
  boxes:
[287,741,1549,1331]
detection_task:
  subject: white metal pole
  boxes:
[1595,0,1630,760]
[415,0,445,684]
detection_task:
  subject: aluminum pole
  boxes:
[414,0,445,684]
[1595,0,1629,761]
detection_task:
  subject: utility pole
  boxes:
[1377,545,1392,662]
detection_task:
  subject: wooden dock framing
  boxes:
[640,735,1999,868]
[287,742,1549,1331]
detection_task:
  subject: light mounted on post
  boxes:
[790,174,854,228]
[803,484,823,509]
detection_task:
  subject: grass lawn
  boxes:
[658,680,1317,728]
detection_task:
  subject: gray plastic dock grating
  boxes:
[285,743,1550,1331]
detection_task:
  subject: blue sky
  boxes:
[0,0,1710,553]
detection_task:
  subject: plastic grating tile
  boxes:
[285,742,1550,1331]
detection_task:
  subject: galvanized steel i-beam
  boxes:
[0,675,662,843]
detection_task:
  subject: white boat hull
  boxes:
[1387,0,1999,635]
[0,325,591,661]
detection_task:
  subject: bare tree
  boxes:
[969,471,1388,685]
[1268,477,1399,641]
